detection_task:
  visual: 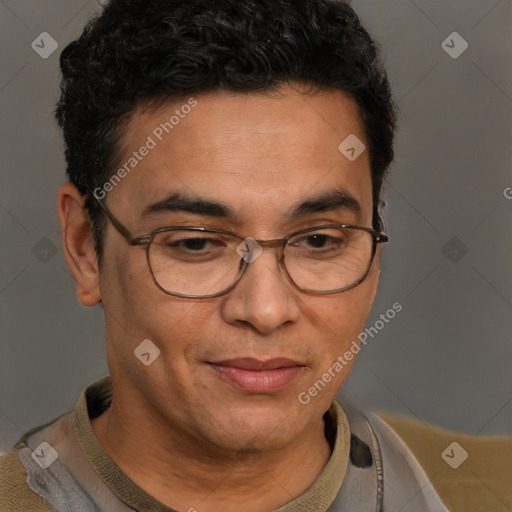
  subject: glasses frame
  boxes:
[89,190,389,298]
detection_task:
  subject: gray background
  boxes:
[0,0,511,454]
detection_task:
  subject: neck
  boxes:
[91,393,333,512]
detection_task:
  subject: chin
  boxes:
[198,403,304,454]
[210,429,296,455]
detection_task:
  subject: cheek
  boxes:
[101,237,222,356]
[314,261,380,354]
[104,249,149,310]
[300,272,379,407]
[131,295,219,366]
[100,240,170,352]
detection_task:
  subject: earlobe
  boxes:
[57,183,102,307]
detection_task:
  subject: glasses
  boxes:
[89,191,388,298]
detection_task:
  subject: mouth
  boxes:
[207,358,305,393]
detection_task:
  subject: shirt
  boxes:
[1,376,511,511]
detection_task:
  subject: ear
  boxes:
[57,183,101,307]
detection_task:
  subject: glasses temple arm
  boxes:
[87,188,136,243]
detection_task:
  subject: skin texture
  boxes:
[58,83,382,512]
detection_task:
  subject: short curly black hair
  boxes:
[55,0,397,262]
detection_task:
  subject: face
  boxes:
[89,84,381,453]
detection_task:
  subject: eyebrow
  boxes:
[141,187,361,222]
[142,193,238,219]
[287,189,361,220]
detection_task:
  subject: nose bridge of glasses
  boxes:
[245,237,287,266]
[237,238,290,292]
[254,237,287,249]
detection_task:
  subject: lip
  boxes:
[207,358,305,393]
[211,357,302,370]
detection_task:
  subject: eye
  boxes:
[303,234,333,249]
[151,230,234,263]
[287,228,351,259]
[164,235,226,254]
[293,232,345,251]
[173,237,216,251]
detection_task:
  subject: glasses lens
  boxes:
[284,227,374,293]
[148,230,244,297]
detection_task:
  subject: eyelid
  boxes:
[143,211,360,235]
[147,222,360,244]
[283,215,360,231]
[147,222,236,234]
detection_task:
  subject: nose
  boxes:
[220,250,301,334]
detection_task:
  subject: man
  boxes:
[1,0,511,511]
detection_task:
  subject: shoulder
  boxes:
[0,441,54,512]
[373,411,512,512]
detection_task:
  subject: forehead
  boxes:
[111,85,373,228]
